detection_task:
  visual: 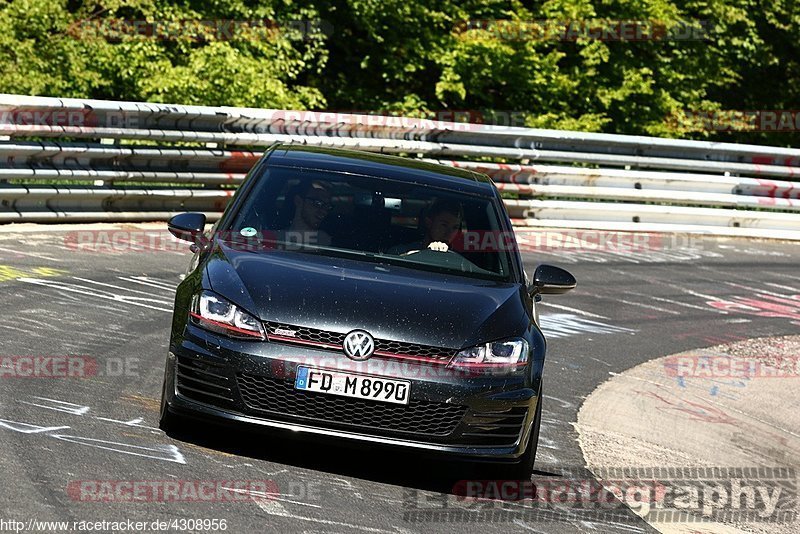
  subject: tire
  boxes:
[158,361,180,433]
[496,392,542,481]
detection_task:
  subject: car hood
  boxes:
[203,243,530,349]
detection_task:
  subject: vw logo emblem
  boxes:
[343,330,375,361]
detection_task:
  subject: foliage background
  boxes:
[0,0,796,145]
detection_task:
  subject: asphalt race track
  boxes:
[0,228,798,533]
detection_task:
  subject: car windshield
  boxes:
[224,165,515,281]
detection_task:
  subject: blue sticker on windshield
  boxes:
[240,227,257,237]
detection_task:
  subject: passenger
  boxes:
[281,180,333,248]
[390,198,463,255]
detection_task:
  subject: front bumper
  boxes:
[164,325,540,460]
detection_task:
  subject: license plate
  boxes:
[294,366,410,405]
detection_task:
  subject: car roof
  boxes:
[267,145,495,196]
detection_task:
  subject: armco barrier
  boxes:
[1,94,800,239]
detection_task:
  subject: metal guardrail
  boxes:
[1,94,800,239]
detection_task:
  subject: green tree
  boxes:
[0,0,327,108]
[1,0,798,145]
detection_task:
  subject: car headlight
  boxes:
[451,338,529,369]
[190,290,265,340]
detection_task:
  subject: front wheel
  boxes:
[158,359,180,433]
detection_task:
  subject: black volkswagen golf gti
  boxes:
[160,144,575,478]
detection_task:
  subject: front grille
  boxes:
[263,321,456,363]
[236,372,465,437]
[373,339,453,362]
[176,355,234,406]
[265,323,345,347]
[460,407,528,446]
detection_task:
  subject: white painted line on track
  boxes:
[538,302,609,320]
[17,278,172,312]
[0,245,63,262]
[615,297,682,315]
[72,276,171,298]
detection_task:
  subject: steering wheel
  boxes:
[401,241,454,256]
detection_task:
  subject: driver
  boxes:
[280,180,333,248]
[389,198,463,255]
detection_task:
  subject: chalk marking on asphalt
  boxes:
[511,519,553,533]
[616,298,681,315]
[20,397,90,415]
[609,370,800,440]
[250,466,290,477]
[544,394,576,410]
[127,275,177,288]
[696,394,800,441]
[542,416,570,426]
[0,323,35,335]
[95,417,157,430]
[222,486,322,509]
[595,248,641,264]
[535,450,561,464]
[17,278,172,312]
[0,419,70,434]
[328,477,364,500]
[665,286,744,309]
[50,434,187,464]
[248,496,396,533]
[614,273,738,310]
[764,282,800,292]
[770,271,800,283]
[12,315,57,330]
[620,362,800,446]
[624,291,726,314]
[72,276,170,298]
[578,519,647,533]
[723,281,798,300]
[537,302,609,320]
[118,276,176,291]
[0,245,62,262]
[539,314,635,339]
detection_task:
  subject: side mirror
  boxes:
[530,264,576,295]
[168,213,207,244]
